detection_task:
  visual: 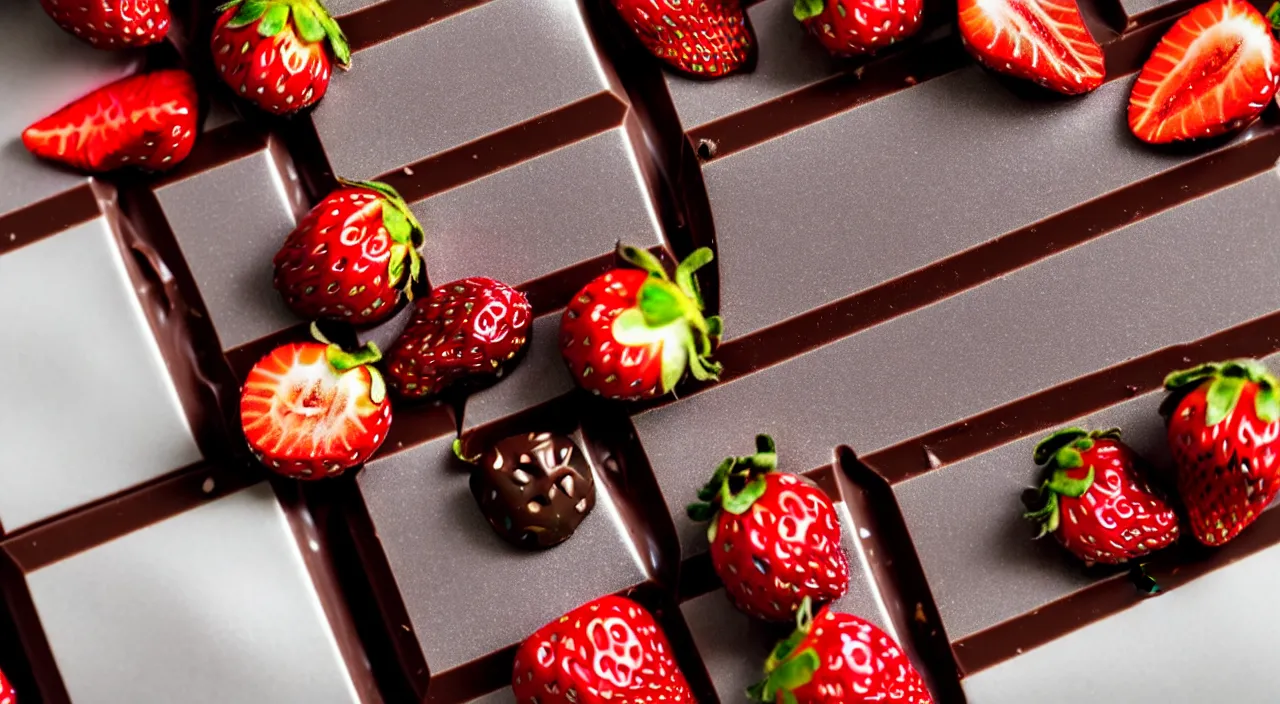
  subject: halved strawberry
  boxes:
[957,0,1106,95]
[1128,0,1280,144]
[240,325,391,480]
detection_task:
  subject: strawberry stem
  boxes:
[687,435,777,520]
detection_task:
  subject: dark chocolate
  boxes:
[468,432,597,549]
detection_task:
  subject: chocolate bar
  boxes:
[5,0,1280,701]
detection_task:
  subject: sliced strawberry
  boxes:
[958,0,1106,95]
[1129,0,1280,144]
[240,327,391,480]
[22,69,198,173]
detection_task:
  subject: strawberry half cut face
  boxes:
[958,0,1106,94]
[1129,0,1280,144]
[240,331,391,480]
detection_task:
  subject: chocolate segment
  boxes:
[461,313,575,432]
[469,432,597,549]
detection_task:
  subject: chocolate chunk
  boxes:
[468,432,596,549]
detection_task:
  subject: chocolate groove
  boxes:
[374,91,629,205]
[864,308,1280,484]
[341,0,499,53]
[0,184,102,256]
[953,505,1280,676]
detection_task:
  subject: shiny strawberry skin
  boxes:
[0,667,15,704]
[957,0,1106,95]
[1128,0,1280,143]
[386,278,532,399]
[512,595,695,704]
[1165,361,1280,546]
[711,472,850,621]
[274,182,424,325]
[211,0,350,115]
[40,0,171,48]
[562,268,666,400]
[795,0,925,56]
[611,0,753,78]
[753,605,933,704]
[22,69,198,174]
[240,340,391,480]
[1026,430,1179,566]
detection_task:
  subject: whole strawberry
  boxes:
[23,69,198,174]
[386,277,532,398]
[687,435,850,622]
[240,324,391,479]
[1163,360,1280,545]
[560,244,720,400]
[211,0,350,115]
[793,0,924,55]
[274,180,424,326]
[610,0,753,78]
[1024,428,1179,566]
[749,599,933,704]
[512,595,694,704]
[40,0,171,48]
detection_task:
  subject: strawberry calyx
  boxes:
[1164,359,1280,426]
[1267,2,1280,30]
[792,0,826,20]
[338,178,426,300]
[613,243,723,393]
[747,597,822,702]
[687,435,777,534]
[310,322,386,403]
[1023,427,1112,537]
[218,0,351,68]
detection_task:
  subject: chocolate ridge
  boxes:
[0,183,101,257]
[864,307,1280,484]
[953,504,1280,676]
[374,91,629,205]
[150,122,269,189]
[341,0,498,53]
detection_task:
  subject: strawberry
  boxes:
[512,595,694,704]
[273,180,425,326]
[386,277,532,399]
[0,668,15,704]
[240,324,391,479]
[957,0,1106,95]
[749,599,932,704]
[610,0,753,78]
[40,0,171,48]
[22,69,198,174]
[792,0,924,56]
[1163,360,1280,546]
[1128,0,1280,143]
[211,0,350,115]
[1023,428,1179,566]
[560,245,720,401]
[687,435,850,622]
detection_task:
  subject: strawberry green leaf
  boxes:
[1257,384,1280,424]
[638,280,685,328]
[320,12,352,67]
[752,435,778,470]
[696,457,735,502]
[309,320,333,346]
[383,202,411,244]
[618,242,668,278]
[793,0,826,20]
[327,341,383,371]
[706,315,723,339]
[257,4,291,37]
[452,438,481,464]
[291,3,327,42]
[721,475,768,515]
[1052,446,1083,470]
[686,501,718,522]
[674,247,715,308]
[1032,428,1089,466]
[1164,362,1222,391]
[368,366,387,404]
[387,245,408,287]
[1023,491,1059,538]
[228,0,269,27]
[1046,466,1094,498]
[1206,375,1246,426]
[765,648,820,695]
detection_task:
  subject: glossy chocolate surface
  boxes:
[469,432,597,549]
[6,0,1280,700]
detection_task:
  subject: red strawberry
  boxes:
[40,0,171,48]
[240,324,391,479]
[957,0,1106,95]
[749,600,932,704]
[687,435,850,622]
[792,0,925,56]
[1024,428,1179,566]
[274,180,425,326]
[560,245,720,401]
[1163,360,1280,546]
[22,69,198,174]
[512,595,694,704]
[1128,0,1280,143]
[386,277,532,399]
[0,668,15,704]
[610,0,753,78]
[211,0,350,115]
